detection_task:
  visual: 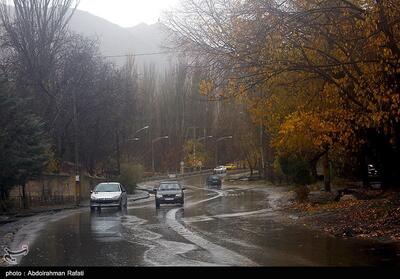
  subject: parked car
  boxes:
[213,165,227,174]
[90,182,128,211]
[168,173,177,179]
[368,164,379,177]
[154,181,185,209]
[206,175,222,188]
[225,163,237,170]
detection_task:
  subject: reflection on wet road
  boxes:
[16,175,400,266]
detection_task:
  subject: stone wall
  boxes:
[8,174,106,209]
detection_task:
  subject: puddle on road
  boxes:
[14,174,400,266]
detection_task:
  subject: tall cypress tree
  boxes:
[0,85,49,209]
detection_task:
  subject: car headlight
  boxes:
[90,194,97,200]
[176,192,182,197]
[156,193,163,198]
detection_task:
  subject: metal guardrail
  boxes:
[138,169,249,192]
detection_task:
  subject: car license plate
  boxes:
[165,198,174,201]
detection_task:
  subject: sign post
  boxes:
[180,161,185,175]
[75,175,80,206]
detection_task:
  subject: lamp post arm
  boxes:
[135,125,150,135]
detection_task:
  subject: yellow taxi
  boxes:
[225,163,237,170]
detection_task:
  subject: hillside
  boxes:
[68,10,170,69]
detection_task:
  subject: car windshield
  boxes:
[159,183,180,191]
[94,183,120,192]
[210,176,219,179]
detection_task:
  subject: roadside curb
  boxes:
[0,191,150,226]
[128,190,150,202]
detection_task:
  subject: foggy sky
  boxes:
[78,0,179,27]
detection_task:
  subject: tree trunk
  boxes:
[0,187,8,211]
[21,183,28,209]
[247,158,253,176]
[310,158,318,181]
[323,153,331,192]
[0,187,6,201]
[359,147,370,189]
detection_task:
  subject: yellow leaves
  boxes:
[272,101,360,160]
[192,0,400,166]
[275,111,330,157]
[199,80,214,96]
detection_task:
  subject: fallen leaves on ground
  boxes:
[289,191,400,241]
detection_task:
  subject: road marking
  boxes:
[185,185,224,205]
[120,215,219,266]
[165,207,257,266]
[183,208,276,223]
[163,185,257,266]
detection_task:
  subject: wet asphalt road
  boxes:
[13,175,400,266]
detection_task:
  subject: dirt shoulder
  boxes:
[280,189,400,243]
[226,177,400,243]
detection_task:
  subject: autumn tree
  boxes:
[165,0,400,189]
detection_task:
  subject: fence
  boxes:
[6,173,106,210]
[7,195,76,209]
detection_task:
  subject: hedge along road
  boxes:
[8,174,400,266]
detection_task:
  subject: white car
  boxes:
[90,182,128,211]
[213,165,227,174]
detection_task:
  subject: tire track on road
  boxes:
[164,186,258,266]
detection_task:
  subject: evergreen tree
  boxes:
[0,85,49,209]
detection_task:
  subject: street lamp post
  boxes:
[193,136,213,170]
[126,125,149,163]
[215,136,233,166]
[126,138,140,162]
[198,136,214,142]
[152,136,169,174]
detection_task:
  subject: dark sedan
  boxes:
[206,175,222,188]
[154,181,185,209]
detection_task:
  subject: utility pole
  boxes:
[116,128,120,175]
[215,136,233,166]
[186,126,198,170]
[152,136,169,174]
[260,122,268,180]
[197,136,213,170]
[127,125,150,164]
[193,128,196,166]
[72,90,80,206]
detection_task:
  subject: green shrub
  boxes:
[0,199,15,212]
[278,155,313,185]
[293,167,312,186]
[118,164,144,194]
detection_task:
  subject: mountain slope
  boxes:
[68,10,169,68]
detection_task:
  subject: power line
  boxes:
[99,50,182,59]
